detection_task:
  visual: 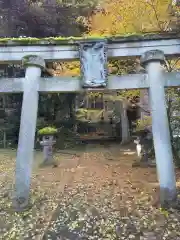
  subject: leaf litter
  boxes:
[0,145,180,240]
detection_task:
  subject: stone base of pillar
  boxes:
[152,187,178,209]
[160,187,177,208]
[12,194,31,212]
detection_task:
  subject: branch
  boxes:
[138,105,151,114]
[165,60,172,72]
[171,58,180,70]
[165,58,180,72]
[145,0,164,31]
[133,102,151,114]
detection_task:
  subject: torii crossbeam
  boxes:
[0,33,180,210]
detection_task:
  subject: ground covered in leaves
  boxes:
[1,143,180,240]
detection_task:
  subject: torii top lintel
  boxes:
[0,31,180,62]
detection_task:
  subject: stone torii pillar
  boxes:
[14,55,45,210]
[120,100,130,144]
[140,50,177,206]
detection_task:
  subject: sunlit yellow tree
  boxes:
[85,0,173,101]
[89,0,172,36]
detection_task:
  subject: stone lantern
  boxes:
[38,127,57,165]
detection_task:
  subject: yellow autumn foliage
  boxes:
[85,0,173,100]
[136,116,152,131]
[88,0,172,36]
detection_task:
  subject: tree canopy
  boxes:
[88,0,173,36]
[0,0,98,37]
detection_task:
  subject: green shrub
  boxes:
[136,116,152,131]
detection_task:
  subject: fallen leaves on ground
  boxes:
[0,145,180,240]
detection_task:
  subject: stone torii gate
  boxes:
[0,33,180,209]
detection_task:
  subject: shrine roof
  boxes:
[0,32,179,46]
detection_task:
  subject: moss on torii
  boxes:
[38,127,58,136]
[0,31,179,46]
